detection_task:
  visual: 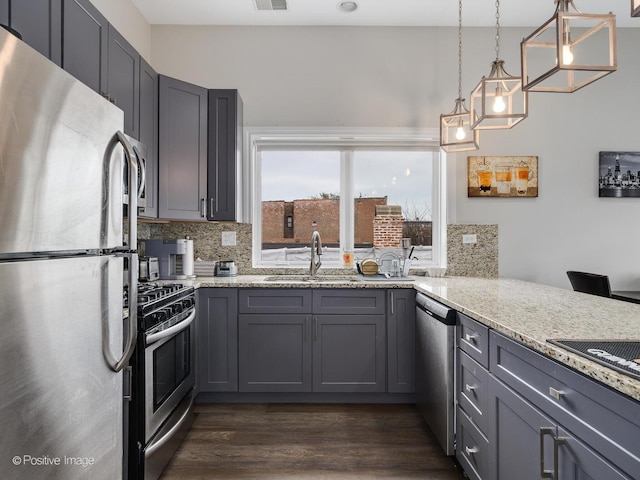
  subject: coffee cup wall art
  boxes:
[467,156,538,198]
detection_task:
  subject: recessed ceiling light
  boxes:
[337,1,358,13]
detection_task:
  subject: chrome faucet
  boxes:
[309,230,323,277]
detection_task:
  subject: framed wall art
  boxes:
[599,151,640,197]
[467,156,538,198]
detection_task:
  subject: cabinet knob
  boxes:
[465,384,477,393]
[465,446,479,455]
[549,387,565,400]
[464,333,478,343]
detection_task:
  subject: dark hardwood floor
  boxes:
[160,403,465,479]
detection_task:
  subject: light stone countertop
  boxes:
[176,274,640,402]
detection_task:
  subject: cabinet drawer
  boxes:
[457,407,490,480]
[458,350,490,436]
[491,331,640,478]
[312,289,385,315]
[239,289,312,314]
[458,312,489,368]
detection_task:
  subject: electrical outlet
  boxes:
[462,234,477,245]
[221,231,237,246]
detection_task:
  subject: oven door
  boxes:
[144,307,196,442]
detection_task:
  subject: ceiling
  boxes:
[130,0,638,28]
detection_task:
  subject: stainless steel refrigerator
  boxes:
[0,29,139,480]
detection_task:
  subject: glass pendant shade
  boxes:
[440,98,479,152]
[633,0,640,17]
[470,60,528,130]
[521,1,616,93]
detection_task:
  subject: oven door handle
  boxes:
[145,308,196,346]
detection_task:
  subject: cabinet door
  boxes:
[492,375,554,480]
[107,25,139,139]
[62,0,108,95]
[313,314,386,393]
[198,289,238,392]
[238,314,312,392]
[5,0,62,65]
[158,75,208,220]
[138,58,158,218]
[207,89,242,221]
[387,289,415,393]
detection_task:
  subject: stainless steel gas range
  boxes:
[127,283,196,480]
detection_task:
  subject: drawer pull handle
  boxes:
[465,446,479,456]
[464,333,478,343]
[539,427,554,479]
[549,387,565,400]
[465,384,477,393]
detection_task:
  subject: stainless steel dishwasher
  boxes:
[415,292,457,455]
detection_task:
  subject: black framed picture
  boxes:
[599,151,640,197]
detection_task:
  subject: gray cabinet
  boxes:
[387,289,415,393]
[237,289,386,393]
[107,25,139,138]
[158,75,208,221]
[138,58,158,218]
[197,289,238,393]
[207,89,242,221]
[491,374,628,480]
[0,0,62,65]
[62,0,108,95]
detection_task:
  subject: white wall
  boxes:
[148,25,640,290]
[90,0,152,61]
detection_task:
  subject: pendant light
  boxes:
[521,0,616,93]
[470,0,527,130]
[440,0,479,152]
[634,1,640,17]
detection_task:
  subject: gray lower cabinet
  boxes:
[197,289,238,392]
[158,75,208,220]
[0,0,62,65]
[387,289,415,393]
[491,374,628,480]
[237,289,386,393]
[456,314,639,480]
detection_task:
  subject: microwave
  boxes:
[122,134,148,213]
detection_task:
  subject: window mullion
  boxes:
[340,151,354,261]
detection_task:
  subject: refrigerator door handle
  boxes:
[133,145,146,200]
[105,131,138,251]
[103,252,138,372]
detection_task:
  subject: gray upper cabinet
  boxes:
[62,0,108,95]
[107,25,139,138]
[198,289,238,393]
[207,89,243,221]
[1,0,62,65]
[158,75,208,221]
[138,58,158,218]
[387,289,416,393]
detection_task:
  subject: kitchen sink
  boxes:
[262,275,362,283]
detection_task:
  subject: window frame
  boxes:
[244,127,446,270]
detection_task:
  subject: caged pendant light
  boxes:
[470,0,527,130]
[440,0,479,152]
[521,0,616,93]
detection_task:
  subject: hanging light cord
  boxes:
[494,0,501,61]
[457,0,463,99]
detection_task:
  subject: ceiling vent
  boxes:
[254,0,288,11]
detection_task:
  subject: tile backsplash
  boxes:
[137,221,499,277]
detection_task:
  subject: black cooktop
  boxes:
[548,339,640,381]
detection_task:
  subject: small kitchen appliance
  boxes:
[142,239,193,280]
[138,256,160,281]
[215,260,238,277]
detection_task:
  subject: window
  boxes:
[247,128,445,270]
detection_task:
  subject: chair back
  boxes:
[566,271,612,298]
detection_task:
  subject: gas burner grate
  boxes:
[548,339,640,381]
